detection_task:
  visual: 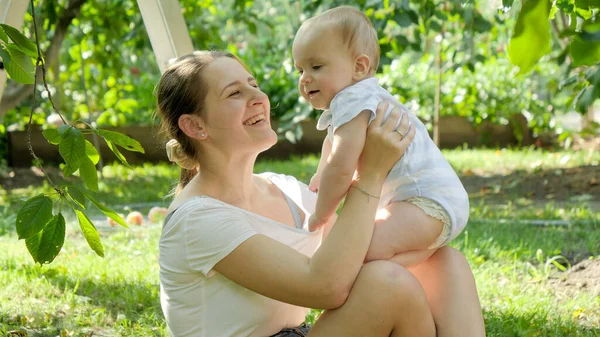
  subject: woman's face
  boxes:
[201,57,277,154]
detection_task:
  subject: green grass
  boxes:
[442,147,599,175]
[1,149,599,336]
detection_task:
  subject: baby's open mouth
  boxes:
[308,90,320,96]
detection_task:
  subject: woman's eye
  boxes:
[229,91,240,97]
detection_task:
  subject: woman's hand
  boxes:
[356,102,415,183]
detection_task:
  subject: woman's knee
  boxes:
[355,261,429,308]
[431,246,472,271]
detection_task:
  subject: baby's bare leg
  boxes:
[365,201,443,264]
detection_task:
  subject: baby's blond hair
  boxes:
[299,6,380,74]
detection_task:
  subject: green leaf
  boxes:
[394,11,413,28]
[58,126,86,177]
[508,0,552,75]
[569,36,600,66]
[36,213,66,264]
[575,6,593,19]
[105,139,130,167]
[96,129,144,153]
[75,210,104,257]
[503,0,515,8]
[574,0,598,8]
[429,19,442,32]
[84,193,129,228]
[79,157,99,192]
[16,194,53,239]
[0,24,38,58]
[473,16,492,33]
[580,21,600,41]
[62,163,78,177]
[0,26,8,43]
[574,86,598,113]
[85,140,100,165]
[4,44,35,84]
[25,232,42,263]
[66,186,86,209]
[42,128,62,145]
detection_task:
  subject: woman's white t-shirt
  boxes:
[159,173,322,337]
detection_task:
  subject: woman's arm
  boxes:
[310,111,370,229]
[214,103,414,309]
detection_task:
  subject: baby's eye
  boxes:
[312,65,322,70]
[296,69,304,75]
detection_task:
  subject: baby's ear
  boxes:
[353,54,371,80]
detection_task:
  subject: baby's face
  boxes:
[292,28,356,110]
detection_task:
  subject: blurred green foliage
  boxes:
[1,0,598,141]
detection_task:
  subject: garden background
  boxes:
[0,0,599,336]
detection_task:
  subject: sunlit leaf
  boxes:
[58,126,86,177]
[66,185,86,209]
[36,213,66,264]
[3,44,35,84]
[96,129,144,153]
[0,26,8,43]
[508,0,551,75]
[85,140,100,164]
[42,128,62,145]
[84,193,129,228]
[16,194,53,239]
[25,232,42,263]
[0,24,38,58]
[105,139,130,167]
[75,210,104,257]
[79,157,99,192]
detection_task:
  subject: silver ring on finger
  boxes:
[395,129,405,138]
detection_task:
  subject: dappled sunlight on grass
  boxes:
[1,149,598,336]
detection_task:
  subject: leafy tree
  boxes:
[505,0,600,114]
[1,2,143,264]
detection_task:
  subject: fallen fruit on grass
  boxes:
[148,207,168,223]
[126,211,144,226]
[107,214,124,227]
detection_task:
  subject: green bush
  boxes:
[381,54,571,136]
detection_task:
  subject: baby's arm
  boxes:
[311,110,371,229]
[308,136,332,192]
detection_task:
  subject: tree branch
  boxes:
[0,0,86,116]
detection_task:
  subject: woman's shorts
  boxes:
[404,197,452,249]
[269,323,311,337]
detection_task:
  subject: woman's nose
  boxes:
[249,88,267,106]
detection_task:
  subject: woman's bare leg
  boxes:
[408,247,486,337]
[308,260,436,337]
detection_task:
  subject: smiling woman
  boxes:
[152,49,479,337]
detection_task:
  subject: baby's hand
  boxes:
[308,214,327,232]
[308,173,321,192]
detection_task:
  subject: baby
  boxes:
[292,6,469,264]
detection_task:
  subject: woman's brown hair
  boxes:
[155,50,241,194]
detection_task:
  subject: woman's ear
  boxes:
[178,114,207,140]
[353,54,371,81]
